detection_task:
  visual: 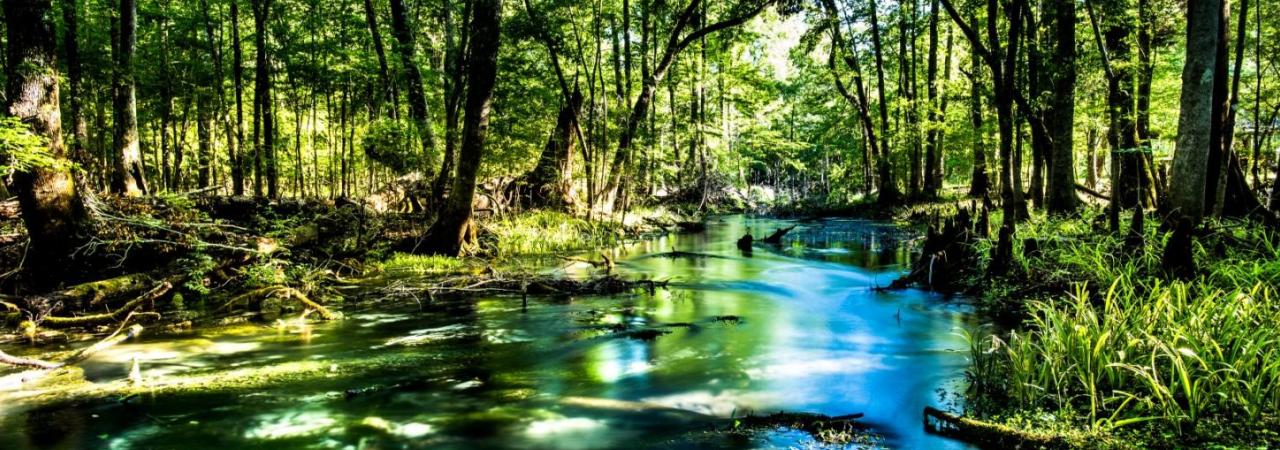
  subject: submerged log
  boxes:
[0,324,145,371]
[761,225,797,244]
[222,286,336,320]
[923,406,1069,450]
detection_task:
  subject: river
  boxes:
[0,215,976,449]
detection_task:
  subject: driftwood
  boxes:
[0,324,145,371]
[1075,183,1110,200]
[41,282,172,329]
[761,225,797,244]
[923,406,1069,450]
[222,286,336,320]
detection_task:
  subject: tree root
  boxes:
[40,282,172,329]
[923,406,1070,450]
[222,286,335,320]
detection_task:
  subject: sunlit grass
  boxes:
[966,211,1280,445]
[485,211,626,256]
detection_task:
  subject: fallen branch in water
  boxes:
[0,323,145,371]
[221,286,336,320]
[761,225,797,244]
[41,282,172,329]
[923,406,1070,450]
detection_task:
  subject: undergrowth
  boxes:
[961,208,1280,448]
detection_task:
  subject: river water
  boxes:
[0,216,976,449]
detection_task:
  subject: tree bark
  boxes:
[1169,0,1222,222]
[251,0,276,198]
[363,0,396,118]
[111,0,147,196]
[419,0,502,256]
[3,0,95,275]
[923,0,941,197]
[62,0,94,181]
[390,0,438,165]
[867,0,899,205]
[1044,0,1079,214]
[231,0,247,195]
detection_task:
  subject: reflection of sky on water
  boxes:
[1,215,975,450]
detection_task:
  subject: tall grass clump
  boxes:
[484,210,625,256]
[966,212,1280,445]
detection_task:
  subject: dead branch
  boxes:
[223,286,336,320]
[40,282,171,329]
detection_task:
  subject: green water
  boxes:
[0,216,976,449]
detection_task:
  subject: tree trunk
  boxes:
[419,0,502,256]
[1044,0,1079,214]
[3,0,95,275]
[923,0,941,197]
[363,0,396,118]
[968,38,988,198]
[111,0,147,196]
[62,0,94,181]
[868,0,899,205]
[1169,0,1222,222]
[231,0,246,195]
[251,0,276,198]
[518,88,584,209]
[430,0,469,205]
[390,0,438,166]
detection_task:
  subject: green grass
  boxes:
[964,210,1280,447]
[376,253,477,276]
[483,210,627,256]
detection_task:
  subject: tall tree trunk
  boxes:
[390,0,438,170]
[430,0,469,205]
[419,0,502,256]
[62,0,94,180]
[231,0,246,195]
[967,36,988,198]
[518,88,583,209]
[251,0,276,198]
[1169,0,1222,222]
[868,0,899,205]
[1044,0,1079,214]
[923,0,941,197]
[1100,0,1153,210]
[111,0,147,196]
[363,0,396,118]
[3,0,95,275]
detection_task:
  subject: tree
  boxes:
[418,0,502,256]
[3,0,95,273]
[600,0,779,210]
[111,0,148,196]
[389,0,438,161]
[1169,0,1222,222]
[251,0,276,198]
[1043,0,1079,214]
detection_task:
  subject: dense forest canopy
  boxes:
[1,0,1277,225]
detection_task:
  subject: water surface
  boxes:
[0,215,975,449]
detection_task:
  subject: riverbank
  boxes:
[882,194,1280,449]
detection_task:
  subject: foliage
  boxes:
[362,119,426,174]
[483,211,626,257]
[965,212,1280,447]
[0,117,65,176]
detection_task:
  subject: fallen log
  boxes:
[1075,183,1109,201]
[0,349,60,369]
[761,225,797,244]
[52,273,154,309]
[40,282,172,329]
[923,406,1070,450]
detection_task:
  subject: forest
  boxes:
[0,0,1278,447]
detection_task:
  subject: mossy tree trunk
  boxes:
[3,0,95,276]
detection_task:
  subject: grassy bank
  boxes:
[944,207,1280,448]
